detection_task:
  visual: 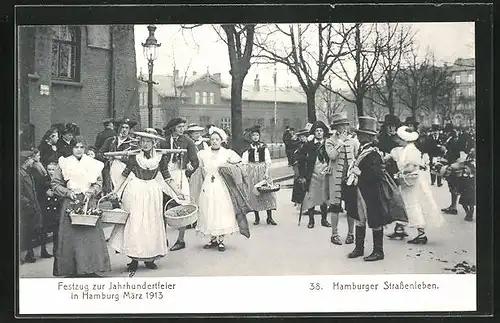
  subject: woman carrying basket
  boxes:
[108,129,186,272]
[51,136,110,277]
[241,126,277,226]
[385,126,444,244]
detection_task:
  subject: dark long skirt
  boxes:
[458,177,475,206]
[53,197,111,277]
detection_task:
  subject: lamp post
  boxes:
[141,25,161,128]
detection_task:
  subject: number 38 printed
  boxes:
[309,283,322,290]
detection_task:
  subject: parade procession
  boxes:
[19,112,476,277]
[17,23,477,278]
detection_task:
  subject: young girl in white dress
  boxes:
[196,131,242,251]
[386,126,445,244]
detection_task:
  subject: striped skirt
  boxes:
[244,162,277,212]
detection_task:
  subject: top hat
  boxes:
[382,114,401,127]
[330,112,350,128]
[404,116,420,126]
[102,118,115,126]
[355,116,378,136]
[133,128,165,141]
[116,118,138,129]
[185,123,205,133]
[309,121,330,136]
[164,117,187,132]
[443,123,455,134]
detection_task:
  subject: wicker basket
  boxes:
[164,199,198,229]
[98,193,130,225]
[69,197,100,227]
[257,184,281,193]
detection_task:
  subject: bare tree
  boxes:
[364,89,388,121]
[394,48,429,118]
[323,23,389,116]
[421,53,455,118]
[316,90,346,124]
[254,23,353,123]
[368,23,415,115]
[182,24,255,153]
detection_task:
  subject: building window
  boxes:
[220,117,231,129]
[468,73,474,83]
[195,92,200,104]
[468,87,474,96]
[455,75,461,83]
[51,26,80,81]
[202,92,208,104]
[199,115,211,126]
[456,88,461,97]
[209,92,215,104]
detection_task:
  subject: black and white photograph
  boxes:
[15,6,489,314]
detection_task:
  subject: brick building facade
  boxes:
[18,25,139,148]
[139,73,308,142]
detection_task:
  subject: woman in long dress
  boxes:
[386,126,444,244]
[108,129,186,271]
[196,131,242,252]
[241,126,277,226]
[51,136,111,277]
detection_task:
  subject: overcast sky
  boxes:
[134,22,474,89]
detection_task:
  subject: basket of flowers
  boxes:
[164,199,198,229]
[98,193,130,225]
[68,196,101,227]
[255,179,281,194]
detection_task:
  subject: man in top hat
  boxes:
[160,117,199,251]
[19,150,43,263]
[426,122,446,186]
[56,123,79,158]
[345,116,406,262]
[440,122,466,215]
[97,118,138,207]
[325,112,358,246]
[94,118,117,151]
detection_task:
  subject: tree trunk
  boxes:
[306,92,317,123]
[230,76,244,154]
[356,90,364,117]
[387,79,395,115]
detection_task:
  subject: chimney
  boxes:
[254,74,260,91]
[174,69,179,79]
[213,73,221,82]
[192,71,197,77]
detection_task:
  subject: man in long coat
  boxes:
[160,117,199,251]
[345,117,408,262]
[426,123,446,186]
[325,113,357,246]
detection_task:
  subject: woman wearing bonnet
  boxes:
[385,125,444,244]
[196,129,244,251]
[51,136,110,277]
[108,128,185,272]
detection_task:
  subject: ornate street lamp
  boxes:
[141,25,161,128]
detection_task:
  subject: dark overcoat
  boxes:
[20,168,43,250]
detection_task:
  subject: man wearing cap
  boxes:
[94,118,117,151]
[344,117,406,262]
[426,123,446,186]
[160,117,199,251]
[97,118,138,207]
[325,113,357,246]
[440,123,465,215]
[56,123,78,158]
[19,150,43,263]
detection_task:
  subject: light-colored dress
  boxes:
[188,140,209,207]
[108,150,171,261]
[391,144,445,228]
[241,144,277,211]
[196,147,241,237]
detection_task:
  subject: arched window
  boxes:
[51,26,80,81]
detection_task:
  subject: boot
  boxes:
[307,212,315,229]
[40,244,53,258]
[254,211,260,225]
[348,226,365,258]
[320,205,331,227]
[24,249,36,263]
[364,229,385,261]
[266,210,277,225]
[387,223,408,239]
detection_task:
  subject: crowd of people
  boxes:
[19,112,476,276]
[286,113,475,262]
[19,117,277,277]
